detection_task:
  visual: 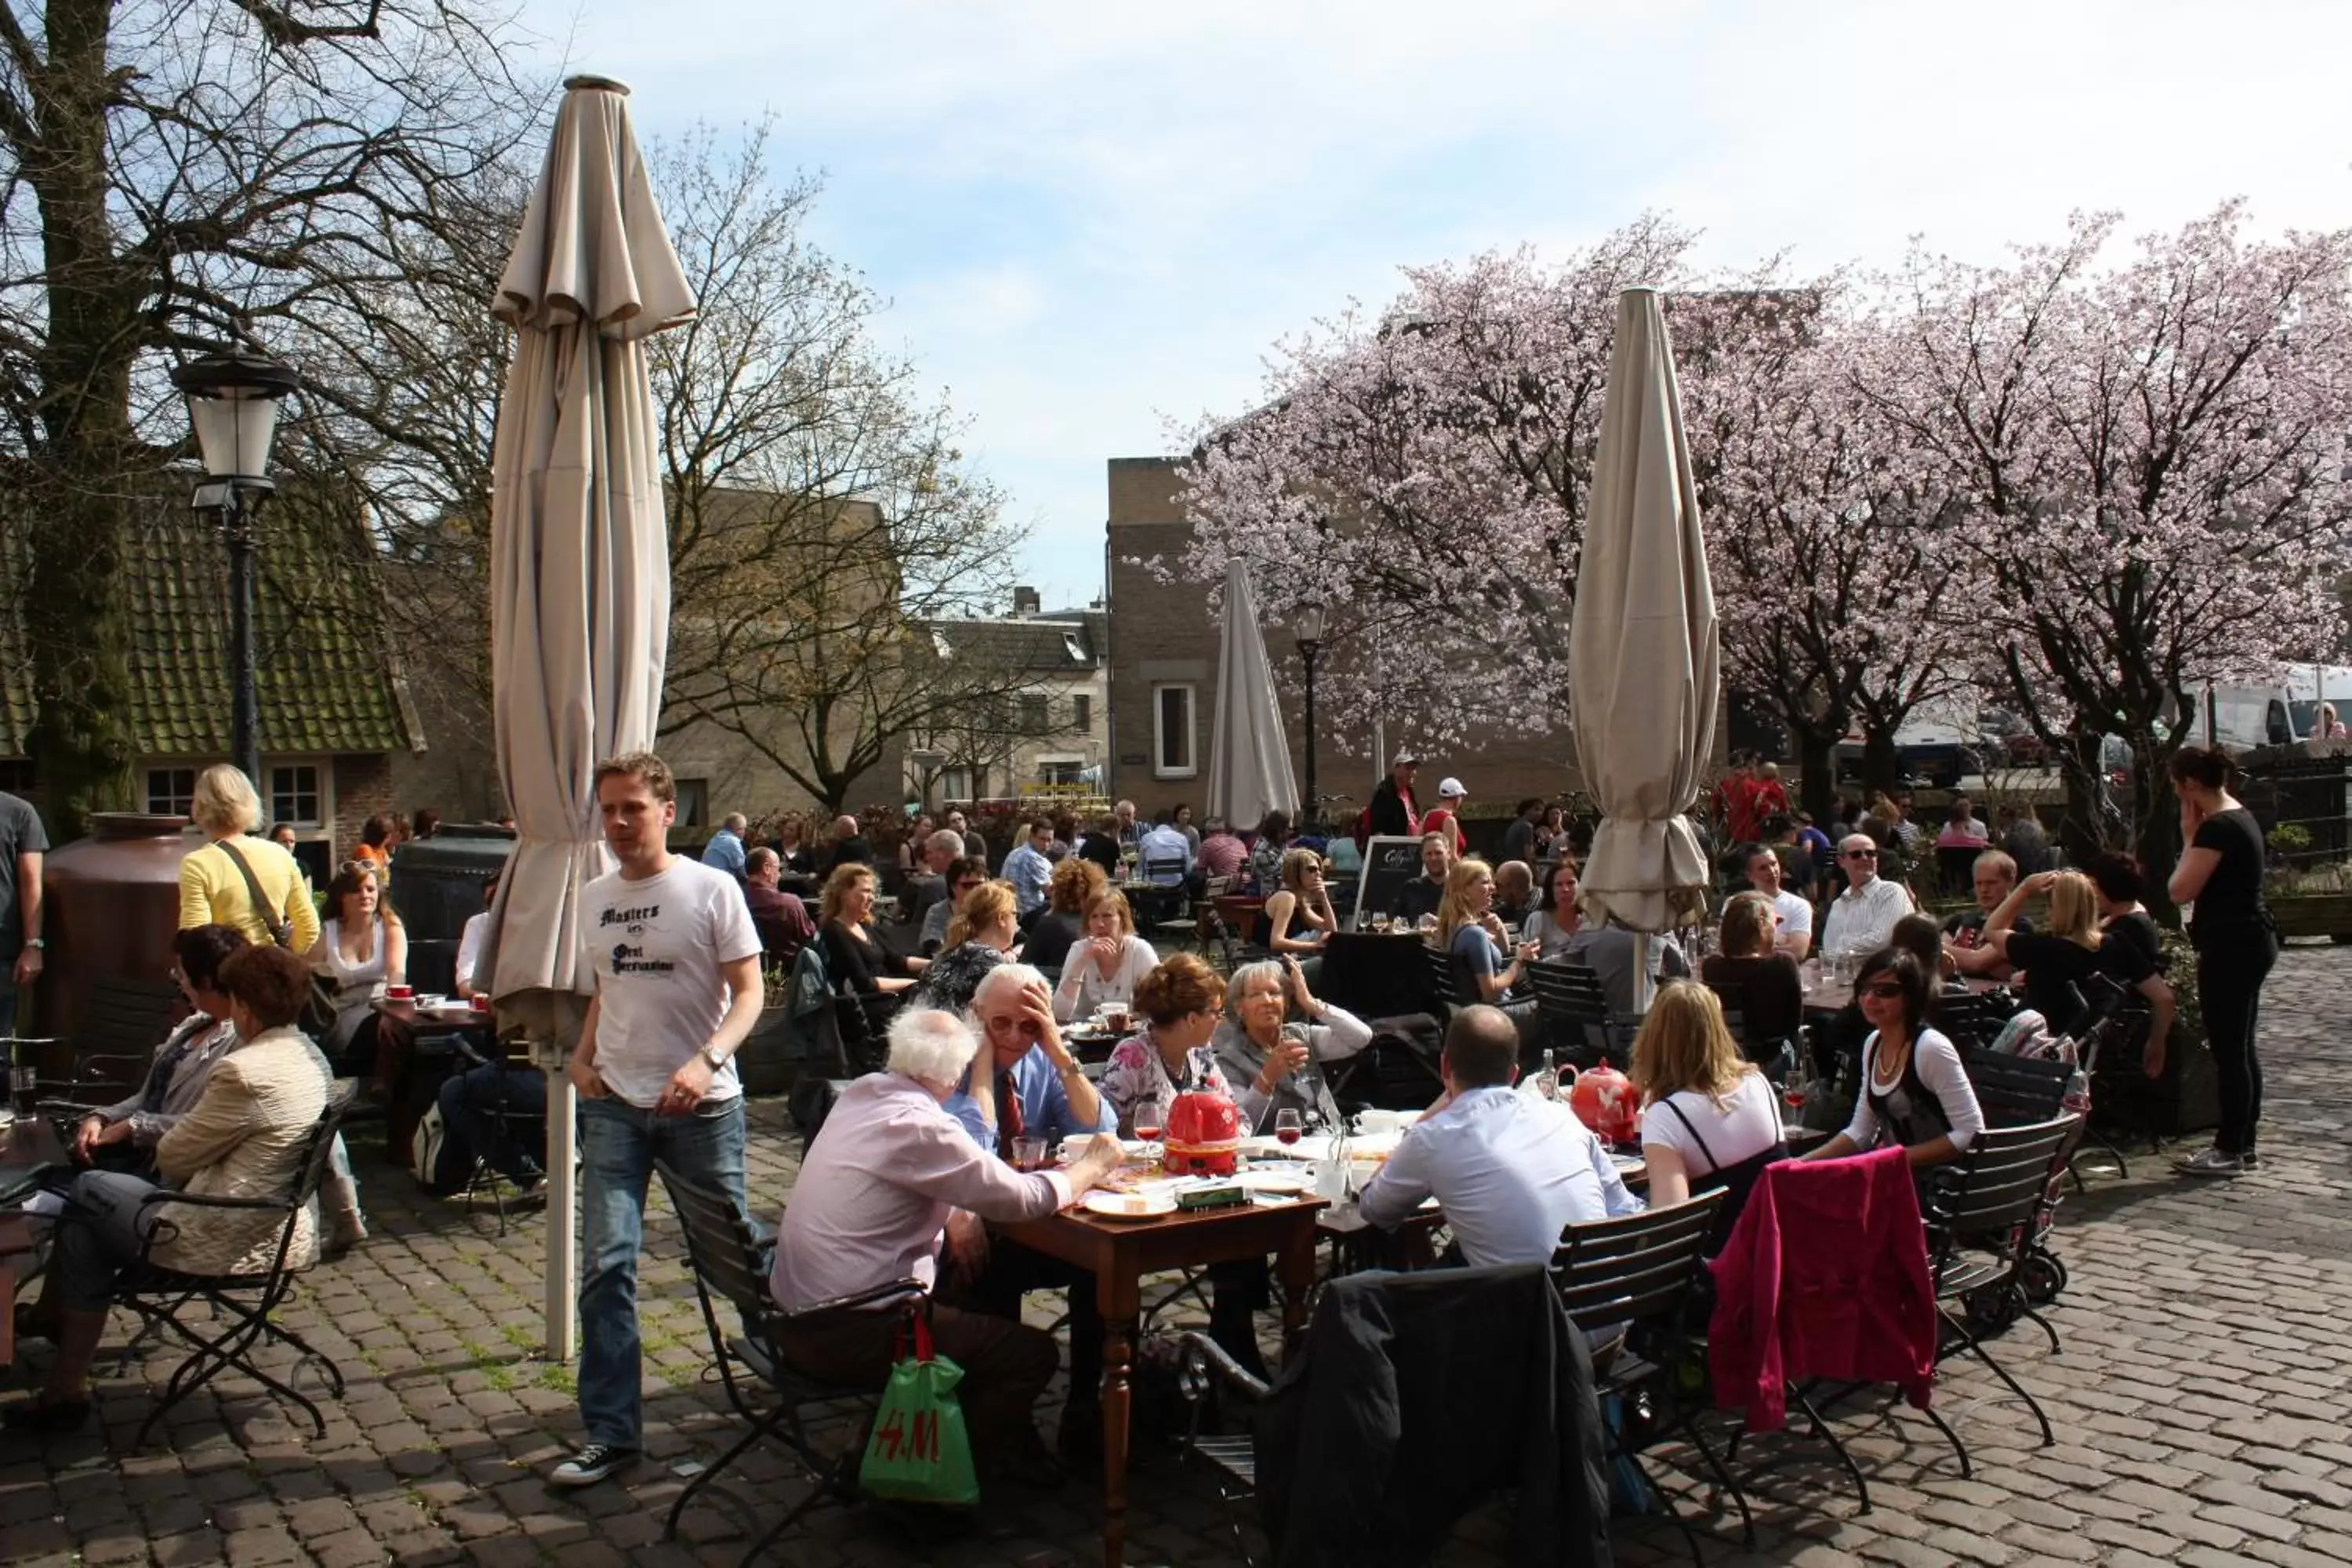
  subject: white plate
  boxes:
[1083,1190,1177,1221]
[1236,1168,1314,1195]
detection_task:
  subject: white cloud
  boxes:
[546,0,2352,605]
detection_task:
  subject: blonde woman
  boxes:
[1431,858,1544,1057]
[1630,982,1784,1247]
[910,880,1019,1013]
[1261,848,1337,959]
[1432,858,1540,1007]
[1052,887,1158,1023]
[177,764,321,953]
[1981,868,2106,1035]
[817,863,913,998]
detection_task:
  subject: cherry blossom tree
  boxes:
[1174,216,1697,750]
[1857,205,2352,883]
[1681,288,1988,823]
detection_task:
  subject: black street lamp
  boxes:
[172,350,298,793]
[1294,601,1326,829]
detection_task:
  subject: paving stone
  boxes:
[3,941,2347,1564]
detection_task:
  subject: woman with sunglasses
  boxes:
[1804,949,1984,1167]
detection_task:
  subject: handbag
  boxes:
[216,838,339,1036]
[858,1308,978,1507]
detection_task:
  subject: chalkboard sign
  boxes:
[1349,836,1428,931]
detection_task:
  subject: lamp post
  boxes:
[171,350,298,793]
[1294,601,1326,829]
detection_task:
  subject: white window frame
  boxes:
[1152,682,1198,780]
[1073,694,1092,732]
[939,767,972,804]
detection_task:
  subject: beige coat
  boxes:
[151,1026,328,1277]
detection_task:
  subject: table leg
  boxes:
[1276,1218,1316,1354]
[1096,1263,1141,1568]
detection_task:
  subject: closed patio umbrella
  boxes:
[1204,558,1300,831]
[476,74,693,1356]
[1568,287,1718,1007]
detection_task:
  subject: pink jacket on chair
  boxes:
[1707,1145,1937,1431]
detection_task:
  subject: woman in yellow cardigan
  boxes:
[177,765,321,953]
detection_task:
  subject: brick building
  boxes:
[0,498,422,876]
[1105,456,1591,830]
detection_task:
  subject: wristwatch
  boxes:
[23,938,42,950]
[699,1042,729,1070]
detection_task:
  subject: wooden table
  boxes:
[994,1195,1327,1567]
[371,996,492,1029]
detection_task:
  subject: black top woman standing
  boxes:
[2166,746,2276,1178]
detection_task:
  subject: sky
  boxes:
[528,0,2352,611]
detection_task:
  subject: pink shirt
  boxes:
[1197,832,1250,881]
[769,1073,1072,1310]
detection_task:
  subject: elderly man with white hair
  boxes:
[769,1007,1124,1477]
[946,963,1113,1148]
[938,961,1122,1461]
[903,827,970,931]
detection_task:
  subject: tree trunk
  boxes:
[1860,724,1901,804]
[1794,727,1838,824]
[2129,734,2184,927]
[2053,729,2107,866]
[24,0,144,837]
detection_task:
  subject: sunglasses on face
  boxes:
[1845,850,1878,861]
[1860,982,1906,1000]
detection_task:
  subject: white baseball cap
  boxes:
[1438,777,1467,800]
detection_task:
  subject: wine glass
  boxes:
[1274,1109,1304,1148]
[1134,1105,1163,1145]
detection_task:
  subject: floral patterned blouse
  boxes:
[1101,1029,1232,1138]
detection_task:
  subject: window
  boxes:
[1020,695,1051,732]
[1039,760,1085,788]
[673,777,709,828]
[146,768,197,816]
[269,764,322,828]
[939,768,972,804]
[1073,695,1092,731]
[1152,683,1196,779]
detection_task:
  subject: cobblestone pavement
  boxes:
[5,945,2351,1567]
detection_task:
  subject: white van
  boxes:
[2183,665,2352,751]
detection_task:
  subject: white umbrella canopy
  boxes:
[1204,558,1300,829]
[477,74,693,1355]
[1568,287,1719,945]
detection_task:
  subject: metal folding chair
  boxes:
[110,1105,350,1446]
[1918,1116,2080,1476]
[1551,1191,1748,1562]
[654,1160,920,1564]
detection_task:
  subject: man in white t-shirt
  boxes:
[1744,844,1813,960]
[551,752,764,1490]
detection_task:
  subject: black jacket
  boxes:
[1254,1265,1610,1568]
[1369,776,1417,838]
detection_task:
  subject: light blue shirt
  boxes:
[1138,823,1193,884]
[1358,1086,1642,1268]
[946,1042,1116,1147]
[1002,843,1054,913]
[700,827,746,883]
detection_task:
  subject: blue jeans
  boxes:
[577,1093,747,1448]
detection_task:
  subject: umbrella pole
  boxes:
[1632,931,1656,1017]
[530,1030,581,1360]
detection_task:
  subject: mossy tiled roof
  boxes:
[2,488,413,759]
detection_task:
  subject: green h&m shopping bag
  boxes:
[858,1310,979,1506]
